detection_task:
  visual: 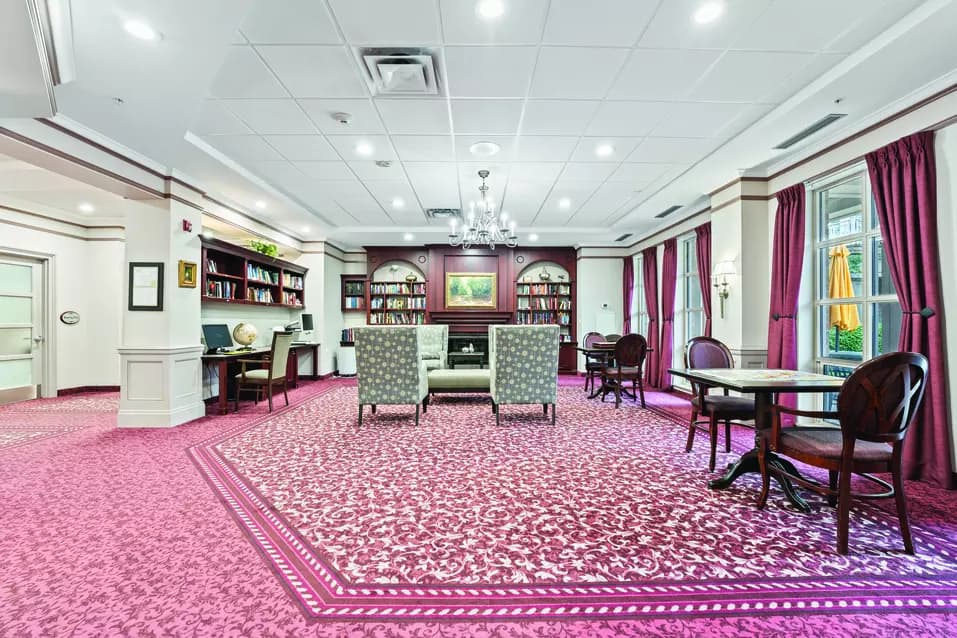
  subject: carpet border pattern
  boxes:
[188,386,957,622]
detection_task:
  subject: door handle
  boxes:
[33,336,45,344]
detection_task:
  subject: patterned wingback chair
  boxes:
[489,325,560,425]
[417,324,449,370]
[354,326,429,426]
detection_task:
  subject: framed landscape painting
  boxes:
[445,272,497,308]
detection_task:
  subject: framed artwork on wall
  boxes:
[128,262,164,311]
[178,260,197,288]
[445,272,496,308]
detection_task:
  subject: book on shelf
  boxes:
[343,281,365,296]
[368,311,425,325]
[343,296,365,309]
[205,258,218,273]
[369,282,412,295]
[284,274,304,289]
[281,291,302,306]
[246,264,279,285]
[246,287,275,303]
[341,328,357,343]
[206,279,236,299]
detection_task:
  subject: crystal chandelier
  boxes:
[448,170,517,249]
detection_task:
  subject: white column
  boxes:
[117,196,205,428]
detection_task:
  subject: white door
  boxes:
[0,256,44,404]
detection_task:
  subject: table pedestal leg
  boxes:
[217,360,228,415]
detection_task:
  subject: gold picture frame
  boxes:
[178,260,197,288]
[445,272,497,308]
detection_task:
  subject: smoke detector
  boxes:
[331,111,352,125]
[360,48,442,96]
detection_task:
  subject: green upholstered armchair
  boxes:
[417,324,448,371]
[489,324,560,425]
[354,326,429,426]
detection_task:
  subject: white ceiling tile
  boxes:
[584,101,672,137]
[257,46,367,98]
[445,46,537,98]
[450,100,523,135]
[326,134,397,161]
[204,135,284,163]
[733,0,871,52]
[191,100,253,135]
[209,46,287,98]
[530,47,630,98]
[294,161,356,180]
[824,1,924,53]
[458,162,511,196]
[375,99,450,134]
[405,162,460,207]
[638,0,771,50]
[440,0,550,44]
[391,135,455,161]
[543,0,658,46]
[521,100,600,135]
[501,181,553,223]
[608,49,720,100]
[240,0,341,44]
[687,51,814,102]
[649,101,755,138]
[567,183,637,223]
[263,135,339,160]
[608,162,674,184]
[244,160,305,185]
[508,163,565,182]
[539,181,603,223]
[454,135,516,160]
[221,99,316,134]
[347,160,408,180]
[569,137,642,162]
[364,180,420,213]
[627,137,720,164]
[328,0,441,44]
[298,99,384,134]
[559,162,619,181]
[513,136,578,162]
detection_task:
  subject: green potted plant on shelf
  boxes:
[248,239,280,259]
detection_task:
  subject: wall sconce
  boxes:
[712,260,736,319]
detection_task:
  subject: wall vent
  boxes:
[361,48,441,96]
[426,208,461,220]
[615,233,633,242]
[773,113,847,150]
[655,205,682,219]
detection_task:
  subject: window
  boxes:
[811,167,901,410]
[631,254,650,336]
[674,234,704,370]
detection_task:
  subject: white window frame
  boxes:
[631,254,649,337]
[674,234,704,387]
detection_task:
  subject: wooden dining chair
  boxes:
[234,331,294,412]
[684,336,756,472]
[758,351,929,555]
[582,331,605,393]
[601,333,647,408]
[604,333,622,342]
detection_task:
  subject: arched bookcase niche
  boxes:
[514,260,575,344]
[367,260,428,325]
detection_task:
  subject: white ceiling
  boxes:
[12,0,957,247]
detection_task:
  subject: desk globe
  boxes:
[232,323,257,347]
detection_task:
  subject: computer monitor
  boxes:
[301,313,314,331]
[202,324,233,352]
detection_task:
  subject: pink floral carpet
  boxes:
[1,378,956,637]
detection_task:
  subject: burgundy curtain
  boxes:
[622,256,634,333]
[767,184,806,371]
[866,131,954,489]
[657,238,678,389]
[642,247,659,387]
[694,223,713,337]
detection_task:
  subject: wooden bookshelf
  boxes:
[367,280,427,325]
[201,238,306,309]
[340,274,368,312]
[514,281,575,344]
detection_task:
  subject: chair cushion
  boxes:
[779,427,892,463]
[421,352,440,360]
[603,366,641,377]
[428,368,490,390]
[424,358,444,371]
[691,395,755,418]
[235,369,270,382]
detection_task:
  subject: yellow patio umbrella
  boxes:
[828,244,861,331]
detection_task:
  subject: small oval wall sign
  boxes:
[59,311,80,325]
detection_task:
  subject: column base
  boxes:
[117,345,205,428]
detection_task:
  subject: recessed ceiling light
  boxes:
[254,200,267,210]
[529,233,539,242]
[403,232,415,241]
[693,1,724,24]
[77,202,95,213]
[301,226,311,233]
[469,141,501,157]
[558,197,571,210]
[595,143,614,157]
[355,141,374,156]
[392,197,405,209]
[123,19,160,41]
[476,0,505,20]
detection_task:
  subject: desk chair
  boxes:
[235,331,294,412]
[582,331,606,393]
[601,333,648,408]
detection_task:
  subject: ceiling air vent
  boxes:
[655,205,682,219]
[615,233,633,242]
[773,113,847,150]
[361,48,440,96]
[426,208,461,220]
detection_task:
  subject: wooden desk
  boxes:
[202,343,320,415]
[669,367,844,512]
